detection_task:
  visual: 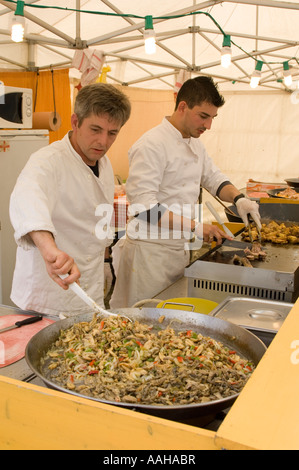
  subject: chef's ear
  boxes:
[71,113,79,130]
[177,100,188,113]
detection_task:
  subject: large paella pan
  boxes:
[26,308,266,420]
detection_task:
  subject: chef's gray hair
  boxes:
[74,83,131,127]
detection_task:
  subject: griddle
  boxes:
[185,223,299,303]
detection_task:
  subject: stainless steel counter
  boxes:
[153,276,189,302]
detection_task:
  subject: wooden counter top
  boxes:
[0,298,298,450]
[215,296,299,450]
[0,375,217,450]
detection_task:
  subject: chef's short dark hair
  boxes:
[175,76,225,110]
[75,83,131,127]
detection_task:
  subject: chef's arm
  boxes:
[135,205,230,245]
[159,210,231,245]
[217,183,241,203]
[29,230,81,289]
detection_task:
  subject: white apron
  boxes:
[110,237,189,308]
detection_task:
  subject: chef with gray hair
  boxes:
[10,83,131,316]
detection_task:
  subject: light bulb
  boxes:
[221,47,232,68]
[250,61,263,89]
[144,16,156,55]
[11,16,25,42]
[250,72,261,89]
[283,62,292,87]
[284,74,293,87]
[221,35,231,68]
[144,29,156,55]
[11,1,25,43]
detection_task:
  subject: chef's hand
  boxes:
[235,197,262,229]
[194,223,232,245]
[45,250,81,290]
[29,230,81,289]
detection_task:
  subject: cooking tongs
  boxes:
[206,200,261,243]
[246,218,262,243]
[59,274,132,322]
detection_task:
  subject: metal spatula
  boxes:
[59,274,132,322]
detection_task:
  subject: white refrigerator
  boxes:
[0,129,49,306]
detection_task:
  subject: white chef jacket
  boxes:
[10,132,114,316]
[110,117,230,308]
[125,117,229,243]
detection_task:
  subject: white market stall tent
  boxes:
[0,0,299,207]
[1,0,299,91]
[0,0,299,90]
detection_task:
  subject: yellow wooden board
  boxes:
[216,299,299,450]
[0,375,217,450]
[1,298,299,450]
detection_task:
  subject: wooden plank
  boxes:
[0,376,218,450]
[215,299,299,450]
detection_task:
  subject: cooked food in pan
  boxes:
[277,187,299,200]
[242,221,299,245]
[244,242,267,260]
[233,254,254,267]
[41,314,255,406]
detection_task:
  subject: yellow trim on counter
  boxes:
[260,197,299,205]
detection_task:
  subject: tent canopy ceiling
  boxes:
[0,0,299,91]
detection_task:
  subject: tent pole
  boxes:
[75,0,81,47]
[88,0,222,46]
[225,0,299,10]
[195,26,298,46]
[0,0,75,45]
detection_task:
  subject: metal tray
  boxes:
[209,296,293,346]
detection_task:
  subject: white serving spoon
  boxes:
[59,274,132,322]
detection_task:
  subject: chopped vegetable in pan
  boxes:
[41,315,255,406]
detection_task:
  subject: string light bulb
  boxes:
[144,15,156,55]
[11,0,25,43]
[221,35,232,68]
[283,61,292,87]
[250,60,263,88]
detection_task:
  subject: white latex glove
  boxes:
[235,197,262,229]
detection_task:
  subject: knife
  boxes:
[221,238,253,250]
[0,315,43,334]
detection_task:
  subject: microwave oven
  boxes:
[0,85,33,129]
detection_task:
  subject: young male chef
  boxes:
[110,76,261,308]
[9,83,131,316]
